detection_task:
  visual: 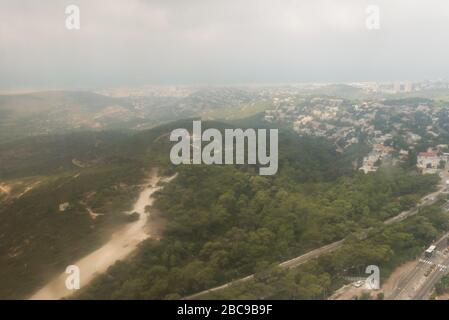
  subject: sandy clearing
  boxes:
[382,259,419,298]
[29,170,176,300]
[435,293,449,300]
[0,184,11,195]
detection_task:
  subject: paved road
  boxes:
[389,233,449,300]
[278,240,345,268]
[384,167,449,226]
[183,240,345,300]
[384,175,447,225]
[388,167,449,300]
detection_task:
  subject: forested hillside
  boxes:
[0,117,441,299]
[77,131,438,299]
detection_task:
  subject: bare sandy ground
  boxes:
[435,293,449,300]
[382,259,418,298]
[0,184,11,195]
[329,285,370,300]
[29,170,176,300]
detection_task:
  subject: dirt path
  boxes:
[183,240,344,300]
[29,170,176,300]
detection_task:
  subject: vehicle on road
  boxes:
[424,264,436,277]
[425,245,436,258]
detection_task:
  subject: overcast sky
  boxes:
[1,0,449,91]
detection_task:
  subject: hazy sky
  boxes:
[1,0,449,90]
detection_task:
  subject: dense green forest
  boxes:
[78,159,439,299]
[205,205,449,299]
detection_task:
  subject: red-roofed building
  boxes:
[417,149,446,173]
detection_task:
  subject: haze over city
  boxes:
[2,0,449,91]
